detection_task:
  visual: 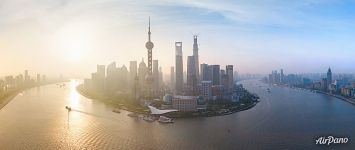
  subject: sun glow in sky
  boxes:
[51,22,96,62]
[1,0,355,78]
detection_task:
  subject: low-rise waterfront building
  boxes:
[329,83,337,93]
[341,87,353,97]
[163,94,173,105]
[313,82,322,90]
[172,95,206,112]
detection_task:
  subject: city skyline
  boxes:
[2,0,355,77]
[2,1,355,149]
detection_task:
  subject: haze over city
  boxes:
[1,0,355,77]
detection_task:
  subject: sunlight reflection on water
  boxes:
[0,80,354,149]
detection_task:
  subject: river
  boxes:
[0,79,354,149]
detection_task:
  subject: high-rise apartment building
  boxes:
[153,60,159,90]
[211,65,220,85]
[170,66,175,90]
[187,56,198,95]
[226,65,234,91]
[129,61,137,85]
[200,63,208,81]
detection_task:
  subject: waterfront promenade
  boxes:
[268,82,355,106]
[0,91,20,110]
[0,80,68,110]
[315,90,355,105]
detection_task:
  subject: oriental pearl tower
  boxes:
[145,17,154,99]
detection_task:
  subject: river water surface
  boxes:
[0,79,354,149]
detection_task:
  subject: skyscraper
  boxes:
[24,70,29,81]
[159,67,163,88]
[97,65,106,78]
[91,72,101,92]
[226,65,234,91]
[327,67,332,90]
[36,74,40,85]
[220,71,229,95]
[138,59,148,92]
[200,81,212,100]
[187,56,198,95]
[170,66,175,90]
[206,65,214,82]
[184,71,187,84]
[106,62,117,93]
[280,69,284,83]
[42,75,46,84]
[118,65,129,91]
[211,65,220,85]
[200,63,208,81]
[175,42,183,94]
[234,70,238,82]
[24,70,29,87]
[153,60,159,90]
[220,69,225,76]
[97,65,105,91]
[129,61,137,85]
[193,35,199,82]
[107,62,116,76]
[129,61,138,96]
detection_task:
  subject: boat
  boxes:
[143,115,155,122]
[128,113,139,117]
[266,88,271,92]
[112,109,121,113]
[65,106,71,111]
[158,116,174,123]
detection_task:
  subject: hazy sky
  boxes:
[1,0,355,78]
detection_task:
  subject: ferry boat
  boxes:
[59,83,66,88]
[158,116,174,123]
[143,115,155,122]
[112,109,121,113]
[65,106,71,111]
[127,113,139,117]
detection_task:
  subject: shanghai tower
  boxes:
[175,42,183,94]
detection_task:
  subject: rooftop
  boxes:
[148,106,178,115]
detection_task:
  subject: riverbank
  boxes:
[166,100,259,118]
[315,90,355,105]
[0,80,70,111]
[0,90,21,110]
[76,84,149,114]
[77,84,259,118]
[267,82,355,106]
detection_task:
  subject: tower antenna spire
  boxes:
[148,16,151,42]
